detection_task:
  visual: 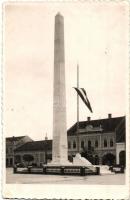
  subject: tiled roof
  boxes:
[115,117,126,143]
[6,136,25,142]
[15,140,52,152]
[67,116,126,142]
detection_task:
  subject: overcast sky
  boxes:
[4,2,129,140]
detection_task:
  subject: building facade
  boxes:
[6,114,126,167]
[67,114,126,166]
[14,139,52,167]
[6,136,33,167]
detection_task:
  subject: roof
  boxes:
[6,136,25,142]
[115,117,126,143]
[15,140,52,152]
[67,116,126,142]
[13,116,125,153]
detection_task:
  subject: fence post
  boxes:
[121,166,124,173]
[43,166,46,174]
[28,166,31,173]
[13,165,17,173]
[80,167,85,176]
[61,167,64,175]
[96,167,100,175]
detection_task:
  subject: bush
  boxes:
[32,163,37,167]
[23,154,34,166]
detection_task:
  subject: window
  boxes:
[73,141,76,149]
[110,139,113,147]
[104,139,107,147]
[9,148,13,154]
[81,141,84,149]
[6,158,9,166]
[10,158,13,166]
[95,140,98,148]
[88,140,91,150]
[40,153,44,162]
[6,148,8,154]
[68,141,71,149]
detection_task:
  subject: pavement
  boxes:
[6,168,125,185]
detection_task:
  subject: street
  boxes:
[6,168,125,184]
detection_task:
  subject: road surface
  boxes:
[6,168,125,184]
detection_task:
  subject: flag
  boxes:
[73,87,93,113]
[81,88,93,113]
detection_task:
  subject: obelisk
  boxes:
[51,12,69,165]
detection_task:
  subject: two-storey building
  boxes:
[6,135,33,167]
[67,114,125,165]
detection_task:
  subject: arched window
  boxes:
[94,155,99,165]
[81,141,84,149]
[110,139,113,147]
[102,153,115,165]
[104,139,107,147]
[88,140,91,150]
[73,141,76,149]
[68,141,71,149]
[95,140,98,148]
[119,151,126,166]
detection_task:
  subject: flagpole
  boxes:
[77,64,80,153]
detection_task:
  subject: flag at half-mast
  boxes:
[74,87,93,113]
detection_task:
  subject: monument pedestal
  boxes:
[47,160,72,166]
[44,153,99,176]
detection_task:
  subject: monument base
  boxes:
[14,165,100,176]
[47,160,72,166]
[73,153,92,166]
[42,154,99,176]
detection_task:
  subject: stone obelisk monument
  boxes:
[51,12,69,165]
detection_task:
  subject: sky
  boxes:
[4,2,129,141]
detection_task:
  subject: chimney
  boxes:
[45,133,48,140]
[87,117,91,121]
[108,113,112,119]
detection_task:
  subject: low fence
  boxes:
[13,165,100,176]
[109,165,125,173]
